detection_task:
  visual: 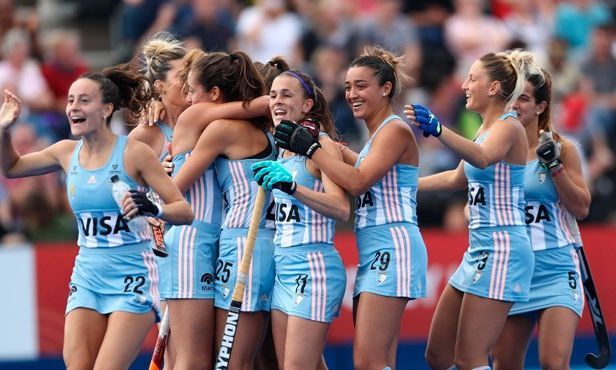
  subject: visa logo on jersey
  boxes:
[78,213,130,236]
[356,191,374,209]
[274,202,301,222]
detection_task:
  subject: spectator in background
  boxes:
[175,0,235,52]
[116,0,190,61]
[580,24,616,181]
[356,0,421,80]
[0,0,42,61]
[41,29,89,140]
[444,0,510,82]
[236,0,303,64]
[554,0,612,61]
[0,28,55,138]
[1,124,64,243]
[296,0,359,63]
[503,0,553,62]
[310,45,360,148]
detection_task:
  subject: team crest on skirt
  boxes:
[377,271,387,284]
[222,284,230,297]
[538,173,546,183]
[294,293,304,305]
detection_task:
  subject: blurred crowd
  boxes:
[1,0,616,245]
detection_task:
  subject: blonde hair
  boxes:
[139,32,187,96]
[480,49,543,108]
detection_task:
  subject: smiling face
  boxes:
[344,66,390,120]
[66,78,113,137]
[269,74,313,126]
[511,80,545,128]
[185,69,212,106]
[461,60,496,112]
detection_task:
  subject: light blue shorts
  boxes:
[271,244,346,323]
[449,226,534,302]
[214,228,275,312]
[66,242,160,320]
[159,220,219,299]
[354,223,427,299]
[510,244,584,317]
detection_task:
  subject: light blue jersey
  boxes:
[354,115,419,231]
[66,136,150,248]
[171,151,223,225]
[273,149,335,248]
[524,159,576,251]
[215,130,277,230]
[464,112,526,229]
[154,121,173,161]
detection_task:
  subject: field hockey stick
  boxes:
[148,307,170,370]
[215,186,267,370]
[577,246,612,368]
[567,216,612,369]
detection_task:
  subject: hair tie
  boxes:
[284,71,314,99]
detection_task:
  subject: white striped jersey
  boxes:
[215,130,277,230]
[524,159,576,251]
[154,121,173,161]
[172,150,223,225]
[66,136,151,248]
[273,151,335,248]
[354,115,419,231]
[464,113,526,229]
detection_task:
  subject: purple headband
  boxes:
[283,71,314,98]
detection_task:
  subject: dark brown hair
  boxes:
[349,46,410,100]
[279,70,338,140]
[254,56,290,90]
[529,69,560,141]
[80,63,151,124]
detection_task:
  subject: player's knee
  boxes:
[353,351,388,370]
[492,351,524,370]
[539,352,569,370]
[63,348,96,370]
[425,346,452,369]
[176,357,212,370]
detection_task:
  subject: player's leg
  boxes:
[167,299,215,370]
[63,308,108,370]
[425,284,463,370]
[254,319,279,370]
[93,310,156,370]
[353,293,408,370]
[454,293,512,370]
[537,307,579,369]
[492,315,535,370]
[214,309,268,370]
[271,309,288,369]
[283,315,330,370]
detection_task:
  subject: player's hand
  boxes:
[404,104,442,138]
[251,160,297,194]
[125,190,163,218]
[162,153,174,175]
[147,98,166,126]
[274,120,321,158]
[0,90,22,131]
[536,130,562,170]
